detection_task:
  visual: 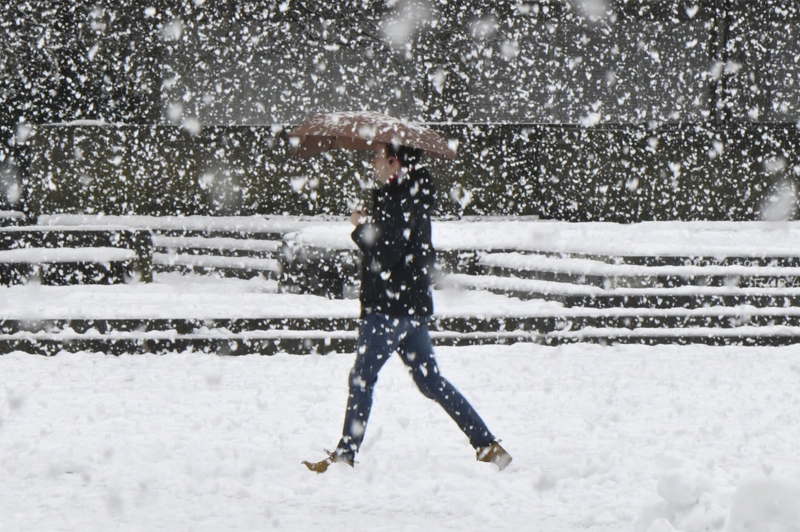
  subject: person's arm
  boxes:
[351,201,409,272]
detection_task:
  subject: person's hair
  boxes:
[387,144,425,169]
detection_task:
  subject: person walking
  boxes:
[303,142,511,473]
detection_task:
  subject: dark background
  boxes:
[3,0,799,221]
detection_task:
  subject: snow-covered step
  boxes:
[0,328,358,343]
[3,280,799,321]
[0,247,136,263]
[283,219,800,257]
[456,304,800,320]
[5,321,800,355]
[431,325,800,345]
[547,325,800,342]
[0,333,351,356]
[0,251,140,286]
[142,226,287,279]
[152,252,282,272]
[37,214,320,236]
[477,252,800,292]
[13,327,796,344]
[446,273,800,299]
[0,210,26,227]
[2,327,531,356]
[479,252,800,279]
[0,227,152,286]
[152,235,283,253]
[4,307,797,337]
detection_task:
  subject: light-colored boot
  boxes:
[302,450,355,474]
[476,441,512,471]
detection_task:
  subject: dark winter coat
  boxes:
[351,167,436,318]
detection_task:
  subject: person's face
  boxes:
[370,144,399,184]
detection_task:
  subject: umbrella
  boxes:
[287,111,457,160]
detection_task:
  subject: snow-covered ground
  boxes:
[2,217,800,530]
[0,344,798,531]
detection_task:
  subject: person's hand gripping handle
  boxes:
[350,206,368,226]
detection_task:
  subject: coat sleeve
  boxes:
[351,200,409,272]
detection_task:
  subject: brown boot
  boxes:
[302,450,355,474]
[476,441,512,471]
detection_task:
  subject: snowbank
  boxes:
[637,467,800,532]
[2,344,800,531]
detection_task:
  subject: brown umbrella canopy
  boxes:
[288,111,457,159]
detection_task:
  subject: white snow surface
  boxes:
[2,217,800,530]
[0,344,798,531]
[38,214,800,256]
[287,218,800,256]
[35,214,800,256]
[36,214,337,234]
[152,253,282,272]
[0,272,565,321]
[0,272,793,326]
[0,247,135,264]
[479,252,800,277]
[152,235,283,252]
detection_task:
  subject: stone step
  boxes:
[4,321,800,354]
[152,253,282,274]
[0,211,26,227]
[152,235,283,254]
[445,273,800,303]
[0,227,153,285]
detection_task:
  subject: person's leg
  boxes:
[334,314,399,457]
[398,319,496,449]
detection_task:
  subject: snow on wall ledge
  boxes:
[285,218,800,257]
[41,213,800,257]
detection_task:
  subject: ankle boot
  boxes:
[302,450,355,474]
[476,441,512,471]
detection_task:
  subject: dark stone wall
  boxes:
[4,1,800,221]
[18,122,800,222]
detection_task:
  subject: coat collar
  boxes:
[381,166,426,193]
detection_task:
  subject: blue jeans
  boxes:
[336,313,495,457]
